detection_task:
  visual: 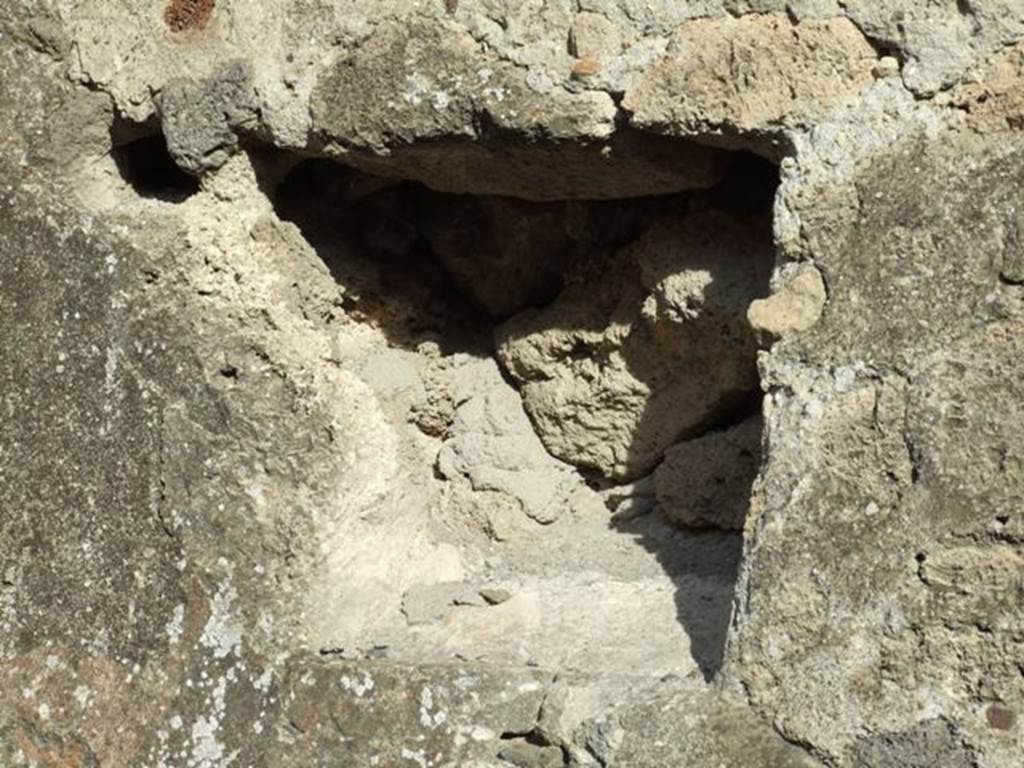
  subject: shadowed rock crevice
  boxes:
[109,118,200,202]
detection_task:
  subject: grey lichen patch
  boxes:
[848,719,976,768]
[160,61,259,175]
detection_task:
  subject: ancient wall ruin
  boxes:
[1,1,1023,766]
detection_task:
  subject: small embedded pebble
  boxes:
[872,56,900,79]
[571,57,601,80]
[479,587,512,605]
[986,704,1016,730]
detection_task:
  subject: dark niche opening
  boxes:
[256,138,780,682]
[110,119,199,202]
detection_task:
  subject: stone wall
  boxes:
[1,1,1022,766]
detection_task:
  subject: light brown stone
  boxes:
[747,266,827,335]
[624,14,877,147]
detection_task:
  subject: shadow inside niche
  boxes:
[614,512,748,680]
[109,119,199,202]
[607,161,775,679]
[263,153,496,357]
[256,142,777,682]
[610,408,763,680]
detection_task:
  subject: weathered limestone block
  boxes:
[907,319,1024,528]
[787,140,1021,370]
[5,1,1024,766]
[311,14,730,199]
[844,0,1024,96]
[731,129,1024,762]
[624,14,877,153]
[497,208,771,480]
[569,11,624,61]
[944,39,1024,135]
[0,177,185,673]
[273,659,554,766]
[613,690,824,768]
[847,718,976,768]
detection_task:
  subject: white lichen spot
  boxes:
[403,72,432,107]
[253,666,274,693]
[199,581,243,660]
[74,685,92,709]
[470,725,495,742]
[418,686,447,729]
[187,675,238,767]
[104,346,120,392]
[166,604,185,647]
[400,747,428,768]
[431,91,451,110]
[189,716,227,767]
[37,703,50,720]
[170,715,184,731]
[340,672,375,697]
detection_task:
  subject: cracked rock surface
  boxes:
[2,1,1023,767]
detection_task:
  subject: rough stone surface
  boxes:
[437,357,578,526]
[747,263,827,335]
[847,718,976,768]
[160,59,259,175]
[2,1,1024,766]
[569,11,624,60]
[624,14,878,154]
[845,0,1024,96]
[497,207,771,480]
[656,417,762,531]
